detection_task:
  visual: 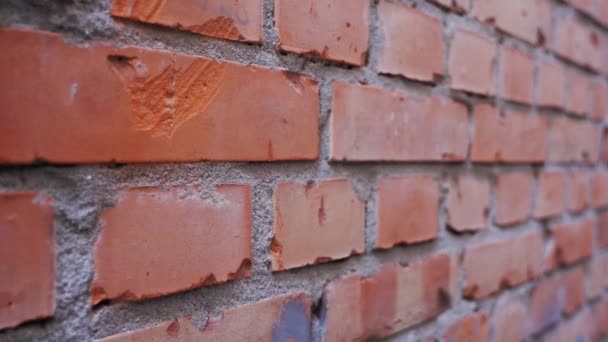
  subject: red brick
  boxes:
[472,105,547,163]
[330,82,468,161]
[566,69,591,116]
[111,0,262,43]
[449,29,496,95]
[0,28,318,164]
[496,172,532,226]
[535,171,565,219]
[376,174,439,249]
[471,0,551,45]
[500,46,534,103]
[462,231,543,299]
[592,79,608,120]
[271,179,364,271]
[0,193,54,330]
[494,301,527,342]
[587,255,608,299]
[592,170,608,208]
[530,277,562,334]
[551,219,594,266]
[547,309,594,342]
[98,292,311,341]
[275,0,369,66]
[595,300,608,338]
[429,0,468,13]
[567,171,590,213]
[562,268,585,315]
[378,2,444,82]
[547,117,599,164]
[446,174,490,232]
[552,16,601,70]
[538,60,565,108]
[599,213,608,248]
[603,128,608,162]
[443,313,489,342]
[323,253,454,341]
[92,185,251,304]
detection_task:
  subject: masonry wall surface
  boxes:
[1,0,608,341]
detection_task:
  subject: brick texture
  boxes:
[443,313,490,342]
[535,171,565,219]
[551,219,594,266]
[449,29,496,95]
[496,172,532,226]
[446,174,490,232]
[500,46,534,104]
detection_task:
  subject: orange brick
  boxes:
[587,255,608,299]
[494,301,527,342]
[111,0,262,43]
[443,313,489,342]
[530,277,562,334]
[563,268,585,315]
[0,28,318,163]
[547,117,599,164]
[538,60,565,108]
[472,105,547,163]
[322,254,454,341]
[567,171,590,213]
[600,213,608,248]
[449,29,496,95]
[271,179,364,271]
[500,46,534,103]
[330,82,468,161]
[535,171,565,219]
[275,0,369,66]
[551,219,594,266]
[0,193,54,330]
[376,174,439,249]
[98,292,311,341]
[592,79,608,120]
[92,185,251,304]
[471,0,551,45]
[592,170,608,208]
[552,16,601,70]
[446,174,490,232]
[496,172,532,226]
[429,0,468,13]
[462,232,543,299]
[566,69,591,116]
[378,1,444,82]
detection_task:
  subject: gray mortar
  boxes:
[1,0,608,341]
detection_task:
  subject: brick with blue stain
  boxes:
[272,298,311,342]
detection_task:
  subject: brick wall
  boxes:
[1,0,608,341]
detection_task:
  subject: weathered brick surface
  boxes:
[551,219,594,266]
[111,0,263,42]
[376,174,439,248]
[449,29,496,95]
[535,171,565,219]
[446,174,490,232]
[98,292,311,341]
[547,117,599,164]
[496,172,532,226]
[538,60,565,108]
[0,28,319,163]
[566,68,591,116]
[552,16,601,70]
[275,0,369,66]
[562,268,585,315]
[592,170,608,207]
[462,232,543,299]
[494,301,527,342]
[530,277,562,334]
[378,2,444,82]
[587,255,608,299]
[443,313,489,342]
[567,171,590,213]
[271,179,364,271]
[0,193,55,330]
[500,46,534,104]
[330,82,468,161]
[599,213,608,248]
[92,185,252,304]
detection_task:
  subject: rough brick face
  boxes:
[462,232,543,299]
[0,28,319,163]
[567,171,590,213]
[449,29,496,95]
[566,69,591,116]
[547,117,599,164]
[98,292,311,341]
[600,213,608,249]
[563,268,585,315]
[552,16,601,70]
[275,0,369,66]
[587,255,608,299]
[111,0,263,42]
[0,193,55,330]
[330,82,468,161]
[92,185,252,304]
[323,253,453,341]
[471,0,551,45]
[496,172,532,226]
[592,170,608,207]
[551,219,594,266]
[271,179,364,271]
[446,174,490,232]
[592,79,608,120]
[376,174,439,249]
[500,46,534,104]
[472,105,547,163]
[443,313,489,342]
[538,60,565,108]
[494,301,527,342]
[378,1,444,82]
[535,171,565,219]
[530,277,562,334]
